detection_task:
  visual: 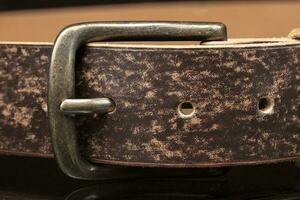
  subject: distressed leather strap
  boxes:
[0,39,300,167]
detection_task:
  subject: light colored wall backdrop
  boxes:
[0,1,299,42]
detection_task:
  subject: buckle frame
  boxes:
[48,21,227,180]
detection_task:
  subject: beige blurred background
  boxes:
[0,1,299,42]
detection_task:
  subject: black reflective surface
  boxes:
[0,156,300,199]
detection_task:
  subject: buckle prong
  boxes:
[60,98,115,114]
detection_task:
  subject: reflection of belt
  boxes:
[0,22,300,180]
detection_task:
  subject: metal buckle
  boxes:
[48,21,227,180]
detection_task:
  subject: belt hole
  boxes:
[258,97,274,114]
[178,101,195,118]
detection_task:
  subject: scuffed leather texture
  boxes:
[0,43,300,167]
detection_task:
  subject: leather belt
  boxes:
[0,21,299,180]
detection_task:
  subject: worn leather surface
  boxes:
[0,42,300,167]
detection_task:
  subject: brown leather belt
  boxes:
[0,21,300,179]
